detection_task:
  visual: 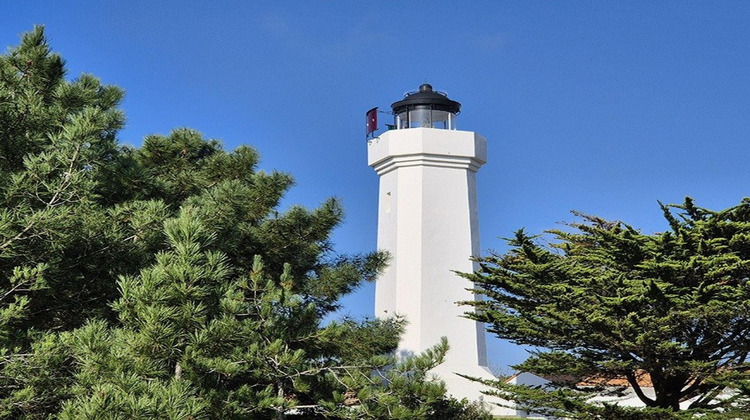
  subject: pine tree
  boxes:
[462,198,750,418]
[0,27,487,419]
[0,26,128,345]
[56,210,475,419]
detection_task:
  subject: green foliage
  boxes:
[0,27,477,419]
[463,198,750,417]
[0,25,127,346]
[59,211,479,419]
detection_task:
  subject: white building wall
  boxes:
[368,128,512,414]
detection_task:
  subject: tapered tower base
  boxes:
[369,128,507,413]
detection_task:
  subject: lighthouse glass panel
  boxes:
[394,108,457,130]
[395,112,408,129]
[408,107,432,128]
[431,110,455,130]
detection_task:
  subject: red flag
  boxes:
[366,107,378,137]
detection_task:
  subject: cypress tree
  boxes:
[463,199,750,418]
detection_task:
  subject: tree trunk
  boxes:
[277,385,285,420]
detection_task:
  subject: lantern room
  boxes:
[391,84,461,130]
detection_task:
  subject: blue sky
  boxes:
[4,1,750,372]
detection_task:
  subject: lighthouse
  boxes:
[367,84,497,404]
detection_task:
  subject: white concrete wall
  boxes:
[369,128,512,414]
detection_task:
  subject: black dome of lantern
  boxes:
[391,84,461,115]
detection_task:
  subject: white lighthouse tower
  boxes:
[367,84,498,405]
